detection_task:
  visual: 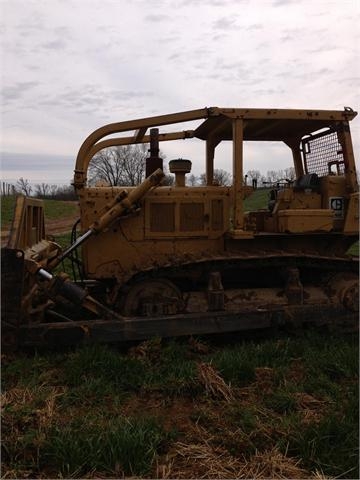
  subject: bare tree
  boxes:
[162,173,175,186]
[16,177,32,196]
[284,166,296,181]
[50,184,59,197]
[187,174,198,186]
[52,184,77,200]
[35,183,51,198]
[246,170,261,182]
[266,170,285,183]
[89,145,149,186]
[199,169,232,186]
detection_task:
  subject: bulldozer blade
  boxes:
[1,248,24,334]
[17,304,357,348]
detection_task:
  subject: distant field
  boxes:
[244,187,270,211]
[1,196,78,227]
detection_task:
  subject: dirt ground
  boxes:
[1,215,76,247]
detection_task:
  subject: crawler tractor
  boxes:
[2,107,359,347]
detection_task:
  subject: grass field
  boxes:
[1,196,78,227]
[244,187,270,211]
[2,189,359,478]
[2,332,358,479]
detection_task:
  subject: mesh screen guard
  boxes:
[301,128,345,177]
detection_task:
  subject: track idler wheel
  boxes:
[327,273,359,313]
[120,278,184,317]
[340,283,359,312]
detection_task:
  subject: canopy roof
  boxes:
[194,107,357,142]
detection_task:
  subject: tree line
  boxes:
[12,178,77,200]
[11,145,297,199]
[87,145,295,187]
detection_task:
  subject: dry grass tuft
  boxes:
[39,387,65,427]
[157,442,315,479]
[311,469,335,479]
[286,357,306,383]
[294,392,327,410]
[294,392,328,425]
[1,385,66,428]
[157,441,245,479]
[128,337,162,362]
[254,367,275,393]
[0,466,36,479]
[188,337,210,355]
[246,447,309,479]
[311,470,329,479]
[1,387,35,410]
[197,362,234,402]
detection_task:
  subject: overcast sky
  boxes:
[1,0,359,185]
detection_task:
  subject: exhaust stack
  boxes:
[146,128,163,177]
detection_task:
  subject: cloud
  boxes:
[272,0,298,6]
[179,0,240,5]
[212,33,228,41]
[280,34,294,42]
[37,86,154,114]
[305,44,344,55]
[2,82,40,105]
[1,0,359,181]
[213,16,238,30]
[253,87,286,96]
[40,39,67,50]
[244,24,263,31]
[144,14,170,22]
[15,18,45,37]
[167,53,183,61]
[0,152,73,172]
[0,152,75,185]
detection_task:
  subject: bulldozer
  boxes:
[2,106,359,348]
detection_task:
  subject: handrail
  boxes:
[74,108,211,189]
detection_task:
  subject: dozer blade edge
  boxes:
[17,305,357,348]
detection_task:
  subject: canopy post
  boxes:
[232,118,244,230]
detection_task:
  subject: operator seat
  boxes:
[293,173,320,192]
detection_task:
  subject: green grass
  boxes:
[287,390,359,478]
[62,343,147,390]
[42,199,78,220]
[52,232,72,247]
[211,337,294,387]
[1,189,359,477]
[348,241,359,256]
[243,187,270,211]
[1,195,17,225]
[2,332,358,478]
[1,195,77,227]
[43,417,168,477]
[264,390,298,413]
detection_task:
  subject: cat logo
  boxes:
[329,197,344,218]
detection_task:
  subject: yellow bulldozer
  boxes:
[2,106,358,347]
